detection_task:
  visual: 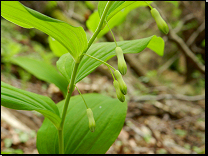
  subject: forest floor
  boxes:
[1,2,205,153]
[1,66,205,154]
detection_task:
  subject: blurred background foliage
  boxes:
[1,1,205,154]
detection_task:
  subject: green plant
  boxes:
[1,1,168,154]
[1,148,24,154]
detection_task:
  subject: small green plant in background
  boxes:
[1,148,24,154]
[1,1,169,154]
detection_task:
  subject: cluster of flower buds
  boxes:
[150,8,169,34]
[113,46,128,102]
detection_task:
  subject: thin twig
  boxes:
[158,53,180,74]
[173,13,195,33]
[186,20,205,47]
[168,29,205,74]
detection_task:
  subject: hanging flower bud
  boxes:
[115,47,127,75]
[113,80,125,102]
[114,70,127,95]
[86,108,96,132]
[150,8,169,34]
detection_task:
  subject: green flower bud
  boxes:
[150,8,169,34]
[86,108,96,132]
[115,47,127,75]
[114,70,127,95]
[113,80,125,102]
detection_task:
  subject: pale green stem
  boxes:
[83,53,116,71]
[105,20,118,47]
[58,62,79,154]
[108,66,115,81]
[58,1,113,154]
[145,1,153,9]
[58,129,64,154]
[75,85,88,109]
[81,1,114,59]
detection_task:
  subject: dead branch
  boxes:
[145,124,174,154]
[132,94,205,102]
[124,54,159,87]
[168,28,205,74]
[173,13,195,33]
[124,54,147,77]
[186,20,205,47]
[191,44,204,54]
[158,53,180,74]
[1,106,32,132]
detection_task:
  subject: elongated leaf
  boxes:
[56,53,75,82]
[57,35,164,83]
[106,1,153,22]
[1,81,61,129]
[87,1,153,38]
[10,57,68,96]
[106,1,135,21]
[1,1,88,61]
[98,1,108,18]
[37,93,127,154]
[48,36,69,57]
[98,1,125,19]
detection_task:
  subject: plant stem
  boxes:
[58,1,113,154]
[105,20,118,47]
[80,1,113,61]
[87,1,113,49]
[75,85,88,109]
[58,129,64,154]
[145,1,153,9]
[83,53,116,71]
[58,62,79,154]
[108,66,115,81]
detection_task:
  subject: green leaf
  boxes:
[57,35,164,83]
[146,35,164,56]
[165,1,179,8]
[106,1,137,21]
[56,53,75,83]
[86,10,100,34]
[98,1,108,18]
[87,10,125,38]
[87,1,153,38]
[37,93,127,154]
[98,1,125,19]
[1,1,88,61]
[106,1,153,22]
[48,36,69,57]
[1,81,61,129]
[10,57,68,96]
